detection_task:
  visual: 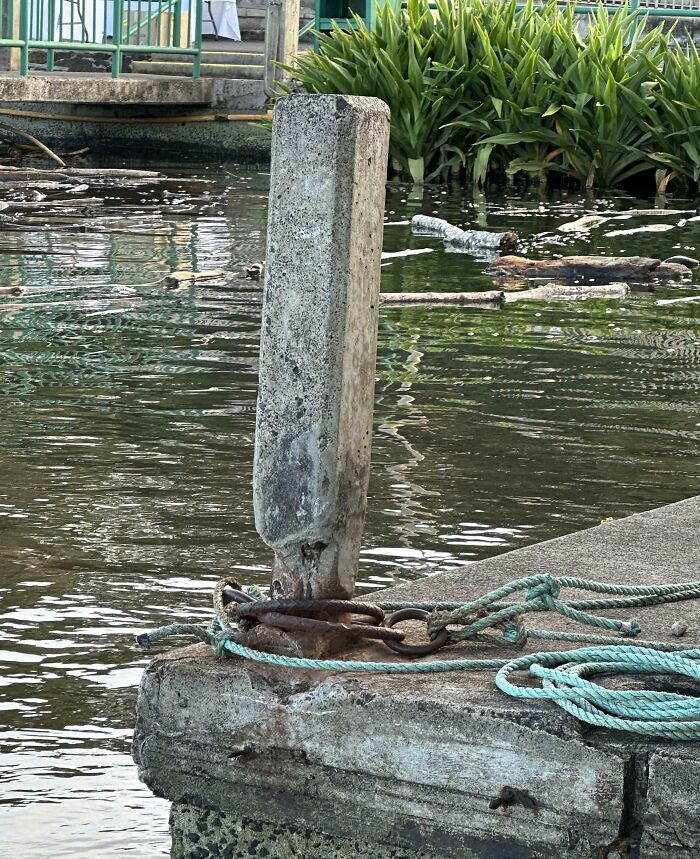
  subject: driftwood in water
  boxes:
[380,290,504,307]
[661,255,699,269]
[161,269,229,288]
[558,215,610,233]
[0,121,66,168]
[504,282,629,302]
[557,209,696,233]
[380,282,630,307]
[411,215,518,252]
[0,166,162,181]
[487,255,692,284]
[604,224,676,238]
[656,295,700,306]
[4,197,104,209]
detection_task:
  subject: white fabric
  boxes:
[202,0,241,41]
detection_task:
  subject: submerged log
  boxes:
[380,290,504,306]
[557,209,695,233]
[656,295,700,306]
[379,283,629,307]
[0,166,162,180]
[558,215,610,233]
[504,282,630,302]
[604,224,676,238]
[411,215,518,252]
[487,255,692,284]
[4,197,104,209]
[161,269,229,288]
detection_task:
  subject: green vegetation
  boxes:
[288,0,700,190]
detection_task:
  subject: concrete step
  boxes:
[131,60,264,79]
[159,50,265,65]
[202,51,265,65]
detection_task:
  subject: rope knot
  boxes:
[526,575,561,604]
[428,609,462,637]
[501,617,528,648]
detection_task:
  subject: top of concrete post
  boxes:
[253,94,390,604]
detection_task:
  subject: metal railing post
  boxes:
[191,0,202,77]
[172,0,181,46]
[111,0,123,76]
[18,0,28,74]
[264,0,281,96]
[46,0,55,69]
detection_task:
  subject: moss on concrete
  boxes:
[170,802,473,859]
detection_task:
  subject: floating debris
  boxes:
[381,248,434,260]
[487,255,692,284]
[557,214,609,233]
[244,263,264,280]
[604,223,676,238]
[411,214,518,252]
[161,269,230,289]
[379,282,630,307]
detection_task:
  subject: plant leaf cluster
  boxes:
[287,0,700,190]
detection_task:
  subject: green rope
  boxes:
[137,573,700,740]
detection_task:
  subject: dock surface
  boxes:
[134,495,700,858]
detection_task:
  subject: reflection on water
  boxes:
[1,164,700,856]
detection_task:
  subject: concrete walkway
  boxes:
[0,71,213,103]
[134,496,700,858]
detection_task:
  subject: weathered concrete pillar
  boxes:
[279,0,301,78]
[253,94,390,608]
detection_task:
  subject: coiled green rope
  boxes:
[137,573,700,740]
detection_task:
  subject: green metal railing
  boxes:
[0,0,203,77]
[306,0,700,38]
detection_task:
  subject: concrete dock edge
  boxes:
[133,495,700,858]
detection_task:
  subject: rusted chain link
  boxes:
[220,586,409,645]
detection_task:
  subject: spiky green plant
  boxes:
[285,0,697,190]
[641,41,700,191]
[288,0,479,182]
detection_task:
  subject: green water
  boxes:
[1,164,700,857]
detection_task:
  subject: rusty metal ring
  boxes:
[237,599,385,624]
[258,611,405,642]
[382,608,449,656]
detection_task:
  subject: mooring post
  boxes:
[250,94,390,655]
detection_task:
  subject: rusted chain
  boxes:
[257,611,405,642]
[236,598,385,623]
[382,609,449,655]
[229,595,406,645]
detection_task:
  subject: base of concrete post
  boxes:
[134,496,700,859]
[170,803,451,859]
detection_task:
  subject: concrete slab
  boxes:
[0,72,214,104]
[133,495,700,858]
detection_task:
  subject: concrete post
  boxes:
[279,0,301,80]
[253,94,390,622]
